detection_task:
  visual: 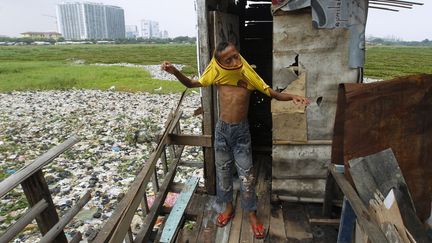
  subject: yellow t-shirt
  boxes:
[198,55,271,97]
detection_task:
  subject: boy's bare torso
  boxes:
[218,85,250,123]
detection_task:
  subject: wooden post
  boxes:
[197,0,216,195]
[20,170,68,243]
[161,146,168,174]
[152,167,160,192]
[322,170,336,217]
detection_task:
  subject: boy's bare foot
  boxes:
[216,201,234,227]
[249,211,265,239]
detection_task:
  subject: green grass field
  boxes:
[365,45,432,79]
[0,44,197,93]
[0,44,431,93]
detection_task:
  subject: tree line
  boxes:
[367,37,432,46]
[0,36,196,45]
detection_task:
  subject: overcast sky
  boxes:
[0,0,430,41]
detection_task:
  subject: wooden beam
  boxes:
[39,191,91,243]
[0,199,48,243]
[21,170,67,243]
[309,218,341,225]
[160,177,199,243]
[322,170,337,217]
[0,135,79,198]
[179,161,204,169]
[329,164,388,243]
[169,182,206,195]
[133,146,185,243]
[272,140,333,145]
[197,0,216,196]
[167,134,212,147]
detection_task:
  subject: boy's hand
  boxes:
[161,61,177,74]
[292,95,310,105]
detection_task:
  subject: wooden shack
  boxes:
[197,0,363,201]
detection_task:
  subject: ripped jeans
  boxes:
[215,119,257,211]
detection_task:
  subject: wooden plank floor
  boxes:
[176,154,339,243]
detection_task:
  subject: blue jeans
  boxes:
[215,119,257,211]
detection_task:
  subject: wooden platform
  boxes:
[172,154,338,243]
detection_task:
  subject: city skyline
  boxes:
[0,0,430,41]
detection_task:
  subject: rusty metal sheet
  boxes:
[332,74,432,222]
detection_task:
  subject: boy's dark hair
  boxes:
[214,41,235,61]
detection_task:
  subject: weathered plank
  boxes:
[329,164,388,243]
[177,194,209,243]
[348,148,429,242]
[0,199,48,243]
[167,134,212,147]
[228,193,243,243]
[39,191,91,243]
[272,140,332,145]
[282,203,313,242]
[269,204,287,242]
[160,177,199,243]
[368,189,410,243]
[309,218,340,225]
[21,170,68,243]
[197,196,217,243]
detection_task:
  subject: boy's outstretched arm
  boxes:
[161,61,202,88]
[269,88,310,105]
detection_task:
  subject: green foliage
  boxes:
[365,46,432,79]
[0,36,196,45]
[367,37,432,46]
[0,44,197,93]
